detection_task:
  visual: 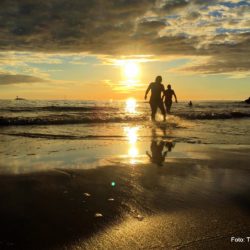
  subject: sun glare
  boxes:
[115,59,140,88]
[123,61,139,78]
[124,126,138,144]
[126,98,137,113]
[124,126,139,164]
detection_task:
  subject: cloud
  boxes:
[0,73,46,85]
[0,0,249,75]
[158,0,190,13]
[168,32,250,75]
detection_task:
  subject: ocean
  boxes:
[0,99,250,144]
[1,99,250,174]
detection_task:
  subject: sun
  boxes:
[123,61,139,78]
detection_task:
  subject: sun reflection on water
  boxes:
[124,126,139,164]
[125,98,137,114]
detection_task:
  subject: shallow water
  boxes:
[1,101,250,249]
[0,99,250,174]
[1,100,250,144]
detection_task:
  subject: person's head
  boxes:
[155,75,162,83]
[167,84,171,89]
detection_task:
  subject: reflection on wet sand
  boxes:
[1,146,250,249]
[146,127,175,166]
[146,140,175,166]
[124,126,139,164]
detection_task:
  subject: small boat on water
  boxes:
[15,96,26,100]
[244,97,250,104]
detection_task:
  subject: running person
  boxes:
[162,84,177,114]
[145,76,166,121]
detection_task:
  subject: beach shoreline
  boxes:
[0,141,250,249]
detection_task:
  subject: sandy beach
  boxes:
[1,132,250,249]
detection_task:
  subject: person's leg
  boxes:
[165,101,172,114]
[158,101,166,121]
[168,101,172,113]
[150,102,157,121]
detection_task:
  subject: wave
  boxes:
[0,132,127,140]
[0,132,201,143]
[0,115,146,126]
[178,111,250,120]
[0,111,250,126]
[0,106,117,113]
[4,132,248,146]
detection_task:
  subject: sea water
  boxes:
[0,99,249,144]
[0,99,250,173]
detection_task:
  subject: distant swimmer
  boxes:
[145,76,166,121]
[162,84,178,114]
[188,101,193,107]
[15,96,26,100]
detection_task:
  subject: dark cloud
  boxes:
[185,11,201,20]
[160,0,190,12]
[0,0,155,53]
[0,0,249,74]
[156,0,217,14]
[134,20,167,38]
[0,74,46,85]
[184,57,250,74]
[179,33,250,74]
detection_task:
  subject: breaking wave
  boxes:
[0,106,117,113]
[178,111,250,120]
[0,111,249,126]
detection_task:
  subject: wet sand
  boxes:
[0,142,250,249]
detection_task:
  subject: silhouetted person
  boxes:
[162,84,177,114]
[146,141,167,166]
[145,76,166,121]
[188,101,193,107]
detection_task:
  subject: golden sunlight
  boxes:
[115,59,141,89]
[128,146,138,158]
[124,126,139,164]
[123,61,139,78]
[124,126,138,144]
[125,98,137,113]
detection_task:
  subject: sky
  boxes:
[0,0,249,100]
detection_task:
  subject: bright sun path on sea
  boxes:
[126,98,137,113]
[124,126,139,164]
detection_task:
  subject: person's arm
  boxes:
[144,83,151,100]
[161,85,165,101]
[173,91,178,103]
[163,151,168,158]
[146,151,152,159]
[161,92,165,102]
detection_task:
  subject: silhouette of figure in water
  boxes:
[162,84,178,114]
[146,140,175,166]
[145,76,166,121]
[188,101,193,107]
